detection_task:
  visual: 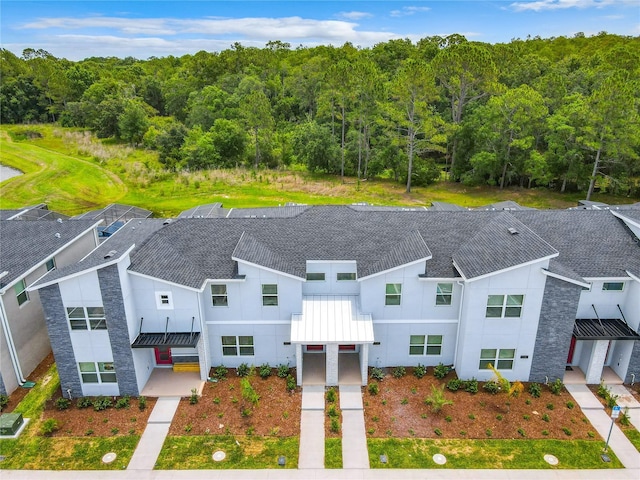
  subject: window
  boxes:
[385,283,402,305]
[337,273,356,281]
[45,258,56,271]
[156,291,173,309]
[486,295,524,318]
[409,335,443,355]
[262,284,278,306]
[436,283,453,306]
[66,307,106,330]
[479,348,515,370]
[603,282,624,291]
[15,279,29,306]
[211,284,228,306]
[306,272,325,281]
[79,362,117,383]
[222,336,254,356]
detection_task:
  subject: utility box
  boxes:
[0,413,24,436]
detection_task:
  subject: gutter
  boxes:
[452,280,465,370]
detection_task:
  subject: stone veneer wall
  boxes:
[625,341,640,384]
[530,276,582,383]
[98,265,139,396]
[39,284,82,398]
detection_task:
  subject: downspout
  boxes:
[0,293,27,385]
[452,280,466,370]
[196,290,209,379]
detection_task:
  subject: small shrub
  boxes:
[409,428,415,436]
[327,404,339,418]
[371,367,385,381]
[246,426,255,435]
[587,431,595,438]
[93,396,112,411]
[269,427,279,436]
[115,396,130,409]
[215,365,228,379]
[446,378,463,391]
[546,403,554,410]
[111,427,119,435]
[468,413,476,420]
[368,382,379,395]
[326,388,337,403]
[496,414,503,421]
[421,413,427,419]
[282,411,289,419]
[434,428,443,436]
[241,378,260,405]
[597,382,609,399]
[231,397,238,404]
[241,408,252,417]
[542,413,550,422]
[413,364,427,379]
[381,399,387,406]
[542,430,549,436]
[483,381,501,394]
[460,430,467,436]
[85,429,94,436]
[77,397,93,409]
[549,378,564,395]
[330,417,340,433]
[189,388,199,405]
[217,412,224,418]
[41,419,59,436]
[464,378,478,394]
[258,363,272,379]
[445,415,452,422]
[367,428,375,435]
[485,429,492,437]
[606,394,618,409]
[372,415,379,422]
[523,414,530,420]
[411,387,417,394]
[620,408,631,427]
[566,401,575,410]
[184,423,192,432]
[401,397,408,405]
[213,397,221,404]
[392,366,406,378]
[525,399,531,405]
[562,427,572,436]
[276,364,289,378]
[138,396,147,410]
[0,394,8,411]
[517,428,526,437]
[236,363,251,377]
[286,375,296,392]
[433,363,449,379]
[528,383,542,398]
[424,384,454,413]
[56,397,71,410]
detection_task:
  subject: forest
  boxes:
[1,33,639,199]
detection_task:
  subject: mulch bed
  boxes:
[168,368,301,437]
[363,367,596,440]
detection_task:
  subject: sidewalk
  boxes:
[339,385,369,469]
[608,384,640,432]
[299,385,325,469]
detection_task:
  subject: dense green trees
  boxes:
[1,32,639,196]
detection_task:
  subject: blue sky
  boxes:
[1,1,638,60]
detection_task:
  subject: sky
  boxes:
[1,0,638,60]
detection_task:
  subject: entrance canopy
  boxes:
[573,318,640,340]
[132,332,200,348]
[291,295,374,344]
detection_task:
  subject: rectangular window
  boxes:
[45,258,56,271]
[87,307,106,330]
[409,335,425,355]
[79,362,117,384]
[79,362,99,383]
[98,362,117,383]
[435,283,453,306]
[426,335,443,355]
[15,279,29,306]
[262,284,278,306]
[222,336,254,356]
[479,348,515,370]
[156,291,173,309]
[602,282,624,291]
[306,272,325,281]
[337,273,356,281]
[385,283,402,306]
[67,307,106,330]
[486,294,524,318]
[410,335,443,355]
[67,307,88,330]
[211,284,228,306]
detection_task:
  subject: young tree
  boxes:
[118,100,150,146]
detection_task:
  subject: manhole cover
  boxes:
[212,450,226,462]
[433,453,447,465]
[102,452,117,464]
[544,454,559,465]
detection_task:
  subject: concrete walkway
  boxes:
[609,384,640,432]
[339,385,369,469]
[127,396,180,470]
[299,385,325,469]
[566,384,640,469]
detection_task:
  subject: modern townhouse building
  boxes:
[28,205,640,398]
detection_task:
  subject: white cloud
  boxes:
[390,6,431,18]
[336,11,373,20]
[510,0,634,12]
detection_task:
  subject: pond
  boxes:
[0,164,23,182]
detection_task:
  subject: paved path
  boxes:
[339,385,369,469]
[609,384,640,432]
[127,396,180,470]
[566,384,640,469]
[299,385,325,469]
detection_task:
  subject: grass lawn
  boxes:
[155,435,298,469]
[622,427,640,452]
[368,438,623,469]
[325,438,342,468]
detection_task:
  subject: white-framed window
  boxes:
[486,295,524,318]
[211,284,228,306]
[45,258,56,271]
[78,361,117,383]
[306,272,325,281]
[66,306,107,330]
[221,336,254,356]
[15,279,29,306]
[262,284,278,306]
[409,335,443,355]
[337,272,356,281]
[602,282,624,291]
[436,283,453,306]
[479,348,515,370]
[155,291,173,309]
[385,283,402,306]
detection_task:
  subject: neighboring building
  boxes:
[0,216,100,395]
[29,205,640,398]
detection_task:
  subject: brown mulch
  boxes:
[363,367,596,440]
[168,368,301,437]
[2,352,55,413]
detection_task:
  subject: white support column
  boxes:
[360,344,369,386]
[326,344,339,386]
[296,344,303,386]
[585,340,609,384]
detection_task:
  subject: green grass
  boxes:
[622,428,640,452]
[368,438,623,469]
[14,363,60,419]
[325,438,342,468]
[155,435,298,469]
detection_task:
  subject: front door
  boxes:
[155,346,172,365]
[566,336,576,364]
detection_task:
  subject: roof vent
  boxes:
[508,227,519,235]
[56,218,63,223]
[104,250,117,259]
[54,232,61,238]
[163,219,173,225]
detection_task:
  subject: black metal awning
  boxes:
[573,319,640,340]
[131,332,200,348]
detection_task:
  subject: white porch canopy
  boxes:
[291,295,374,344]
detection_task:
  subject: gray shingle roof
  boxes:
[0,219,98,290]
[0,210,23,220]
[226,206,310,218]
[613,208,640,223]
[178,203,227,218]
[546,259,586,285]
[232,232,303,278]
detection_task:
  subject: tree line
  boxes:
[1,33,639,198]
